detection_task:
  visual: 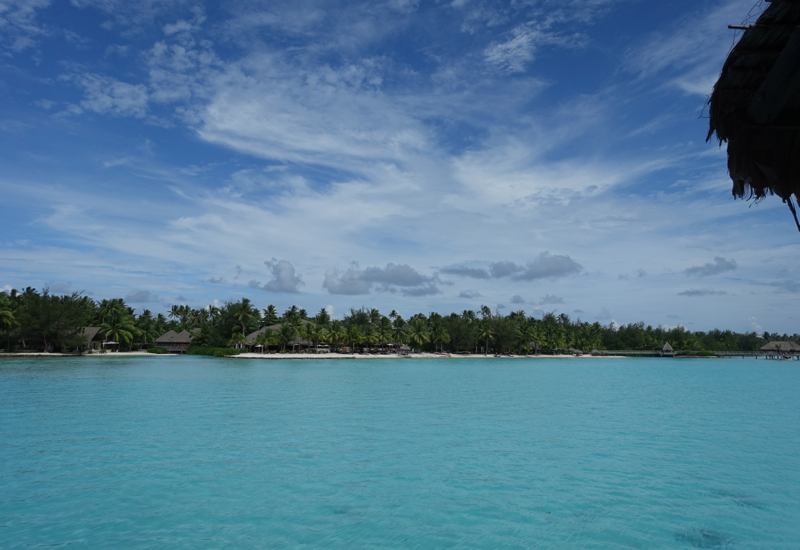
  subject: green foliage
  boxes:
[14,288,93,351]
[146,346,169,354]
[3,286,799,356]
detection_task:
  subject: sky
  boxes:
[1,0,798,333]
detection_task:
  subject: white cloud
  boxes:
[66,73,149,118]
[484,25,539,73]
[624,0,758,95]
[0,0,51,52]
[249,258,304,294]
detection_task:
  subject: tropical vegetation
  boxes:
[0,287,796,354]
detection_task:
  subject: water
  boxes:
[1,356,799,549]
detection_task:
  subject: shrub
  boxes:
[146,346,168,354]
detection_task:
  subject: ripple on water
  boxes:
[1,356,800,548]
[675,528,734,548]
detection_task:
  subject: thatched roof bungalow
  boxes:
[707,0,800,230]
[82,326,104,350]
[155,329,195,353]
[760,340,800,358]
[660,342,675,357]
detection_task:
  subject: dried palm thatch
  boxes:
[707,0,800,231]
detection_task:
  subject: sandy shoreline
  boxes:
[0,351,175,358]
[230,352,623,359]
[0,351,625,359]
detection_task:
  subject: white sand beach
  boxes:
[230,352,622,359]
[0,351,176,358]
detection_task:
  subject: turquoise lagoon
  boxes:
[1,356,799,548]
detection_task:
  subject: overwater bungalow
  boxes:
[660,342,675,357]
[760,340,800,359]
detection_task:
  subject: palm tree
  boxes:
[518,323,536,356]
[256,328,276,353]
[0,299,16,351]
[315,307,331,327]
[100,308,135,349]
[477,322,495,355]
[345,324,362,352]
[284,305,299,322]
[288,317,303,352]
[228,332,247,349]
[362,325,378,351]
[405,319,430,350]
[233,298,256,338]
[369,308,381,325]
[327,320,345,352]
[431,325,450,352]
[278,324,295,352]
[378,317,393,349]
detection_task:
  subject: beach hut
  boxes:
[707,0,800,231]
[590,349,601,356]
[82,327,104,350]
[760,340,800,359]
[660,342,675,357]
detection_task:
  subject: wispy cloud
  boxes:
[685,257,737,277]
[323,263,440,296]
[678,289,728,297]
[440,253,581,281]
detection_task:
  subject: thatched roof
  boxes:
[760,340,800,351]
[172,330,194,344]
[82,326,103,342]
[155,330,177,344]
[155,329,197,344]
[662,342,674,352]
[707,0,800,230]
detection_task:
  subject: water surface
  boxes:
[1,356,799,548]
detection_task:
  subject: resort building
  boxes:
[82,327,104,350]
[660,342,675,357]
[759,341,800,360]
[155,329,196,353]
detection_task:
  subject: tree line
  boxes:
[1,287,795,354]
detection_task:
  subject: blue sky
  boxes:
[1,0,798,332]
